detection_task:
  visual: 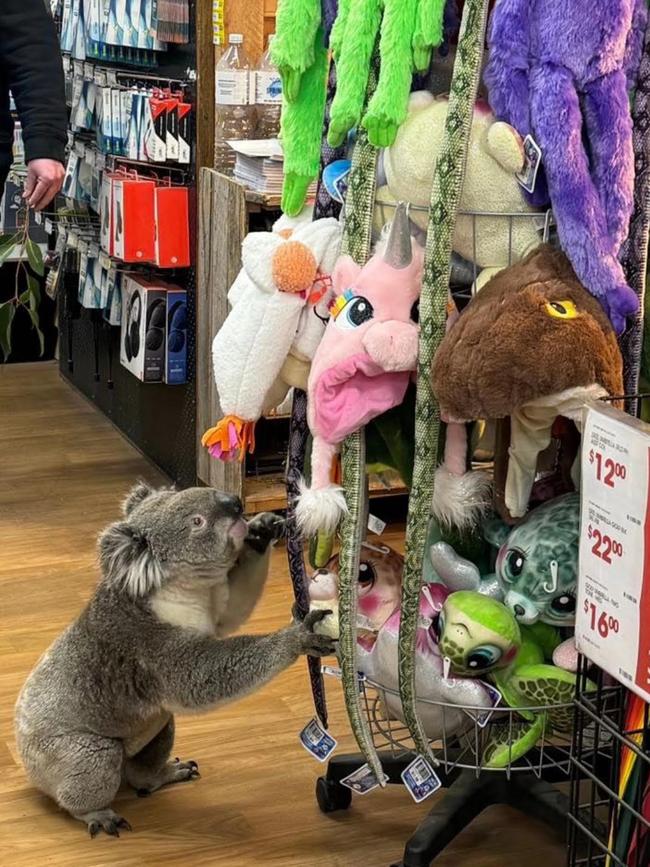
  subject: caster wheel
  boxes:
[316,776,353,813]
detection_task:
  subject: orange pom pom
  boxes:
[271,241,318,294]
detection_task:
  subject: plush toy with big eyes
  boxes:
[436,591,521,677]
[431,492,580,628]
[437,591,593,768]
[308,543,404,654]
[372,583,496,738]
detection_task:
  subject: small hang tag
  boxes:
[516,134,542,194]
[367,514,386,536]
[340,763,389,795]
[321,664,342,679]
[464,682,503,729]
[299,718,337,763]
[401,755,442,803]
[442,656,451,680]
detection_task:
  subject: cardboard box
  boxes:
[165,288,187,384]
[154,186,190,268]
[112,176,155,262]
[120,275,167,382]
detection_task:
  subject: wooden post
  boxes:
[196,169,248,493]
[196,0,215,171]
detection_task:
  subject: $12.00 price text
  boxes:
[589,449,627,488]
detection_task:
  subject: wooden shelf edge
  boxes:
[243,471,408,513]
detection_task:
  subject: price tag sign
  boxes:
[576,403,650,701]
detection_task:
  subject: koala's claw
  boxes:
[302,608,332,630]
[245,512,285,553]
[132,758,200,797]
[303,633,337,658]
[293,608,336,657]
[85,810,132,838]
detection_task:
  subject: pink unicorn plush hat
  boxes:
[296,202,423,536]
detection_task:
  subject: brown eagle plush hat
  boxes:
[431,245,623,525]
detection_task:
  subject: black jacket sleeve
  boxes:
[0,0,68,165]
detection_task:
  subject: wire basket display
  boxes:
[370,202,556,303]
[355,672,576,779]
[568,660,650,866]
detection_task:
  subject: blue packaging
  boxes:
[165,288,187,384]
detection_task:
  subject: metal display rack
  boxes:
[567,638,650,865]
[52,10,198,485]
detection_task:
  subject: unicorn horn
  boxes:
[383,201,412,269]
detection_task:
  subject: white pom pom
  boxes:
[431,466,492,531]
[295,480,348,537]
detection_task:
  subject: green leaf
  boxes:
[18,276,45,356]
[0,233,20,267]
[24,302,45,356]
[25,238,45,276]
[27,273,41,306]
[0,301,15,360]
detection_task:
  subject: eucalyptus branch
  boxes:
[0,203,45,361]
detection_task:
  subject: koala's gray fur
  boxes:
[15,483,333,838]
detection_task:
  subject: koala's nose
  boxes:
[217,493,243,517]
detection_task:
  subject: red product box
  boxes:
[112,176,156,263]
[154,186,190,268]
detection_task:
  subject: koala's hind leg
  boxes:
[45,734,130,837]
[125,717,200,797]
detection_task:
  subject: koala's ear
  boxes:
[122,482,156,516]
[98,521,164,598]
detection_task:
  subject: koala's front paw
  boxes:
[245,512,285,553]
[293,608,337,658]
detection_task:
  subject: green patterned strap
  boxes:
[339,431,385,782]
[337,62,385,782]
[340,128,378,260]
[397,0,491,762]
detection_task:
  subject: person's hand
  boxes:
[23,159,65,211]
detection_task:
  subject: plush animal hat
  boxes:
[431,245,624,525]
[202,217,342,461]
[484,0,646,333]
[296,203,423,535]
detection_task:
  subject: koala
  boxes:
[14,483,334,838]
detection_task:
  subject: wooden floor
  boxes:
[0,362,567,867]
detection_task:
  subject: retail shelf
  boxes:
[243,469,407,514]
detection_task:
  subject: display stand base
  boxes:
[318,752,603,866]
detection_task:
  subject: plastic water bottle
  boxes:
[254,35,282,139]
[214,33,254,175]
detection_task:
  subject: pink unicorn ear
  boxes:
[332,255,362,294]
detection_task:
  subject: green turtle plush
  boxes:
[437,591,521,677]
[437,591,590,769]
